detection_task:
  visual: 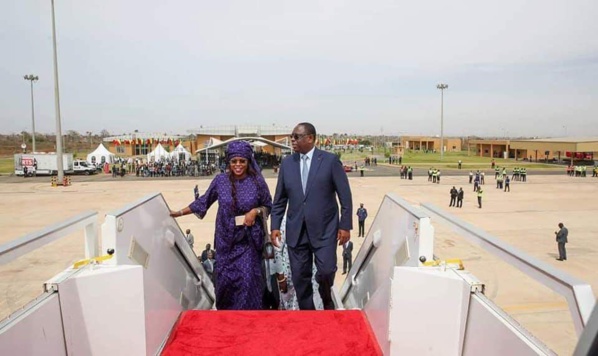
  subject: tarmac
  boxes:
[0,166,596,354]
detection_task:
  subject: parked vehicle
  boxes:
[73,160,97,175]
[14,153,74,176]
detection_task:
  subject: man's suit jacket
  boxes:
[271,148,353,249]
[342,241,353,258]
[556,227,568,243]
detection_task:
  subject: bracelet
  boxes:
[277,276,287,283]
[179,210,184,217]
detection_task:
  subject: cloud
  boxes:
[0,0,597,137]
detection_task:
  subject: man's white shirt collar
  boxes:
[302,147,315,161]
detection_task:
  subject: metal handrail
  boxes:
[421,203,596,335]
[0,211,98,265]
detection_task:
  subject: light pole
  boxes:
[51,0,65,182]
[23,74,39,152]
[436,83,448,160]
[86,131,92,148]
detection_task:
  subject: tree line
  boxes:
[0,130,111,155]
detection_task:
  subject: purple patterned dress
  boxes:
[189,173,272,310]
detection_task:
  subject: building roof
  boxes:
[104,133,186,141]
[188,125,293,136]
[195,136,291,153]
[507,137,598,152]
[468,139,510,144]
[510,137,598,144]
[401,135,460,140]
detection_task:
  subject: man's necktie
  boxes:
[301,154,309,193]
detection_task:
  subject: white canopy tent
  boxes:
[147,143,170,162]
[87,144,116,165]
[205,137,224,149]
[170,144,192,162]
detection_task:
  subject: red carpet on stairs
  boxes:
[162,310,382,356]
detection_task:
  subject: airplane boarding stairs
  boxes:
[0,193,596,355]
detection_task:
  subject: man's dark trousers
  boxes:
[343,255,352,274]
[358,220,365,237]
[287,223,336,310]
[558,242,567,260]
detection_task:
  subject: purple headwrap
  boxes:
[226,140,261,174]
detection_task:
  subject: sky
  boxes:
[1,0,597,138]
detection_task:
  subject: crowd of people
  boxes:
[363,156,377,166]
[428,168,441,183]
[106,152,285,179]
[400,166,413,179]
[108,159,215,178]
[388,156,402,165]
[566,164,598,177]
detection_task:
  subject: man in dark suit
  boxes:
[271,122,353,310]
[555,222,568,261]
[356,203,368,237]
[342,240,353,275]
[200,243,216,263]
[457,187,464,208]
[449,186,457,207]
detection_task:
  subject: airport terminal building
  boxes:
[468,137,598,163]
[400,136,463,153]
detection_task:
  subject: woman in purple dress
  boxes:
[170,141,272,310]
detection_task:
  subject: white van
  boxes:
[73,160,97,175]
